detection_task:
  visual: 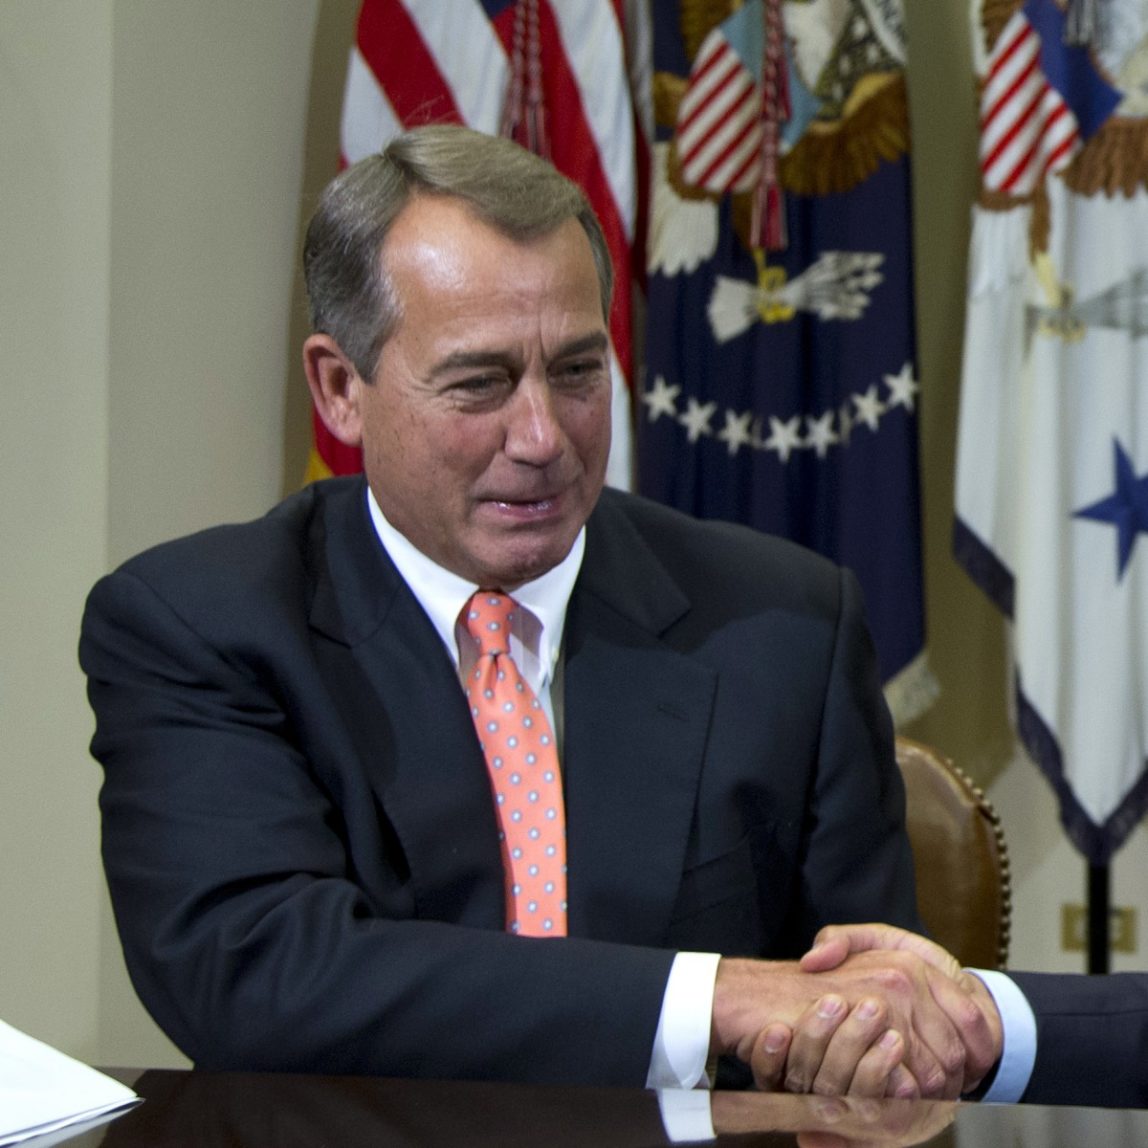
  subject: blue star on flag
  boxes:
[1074,439,1148,579]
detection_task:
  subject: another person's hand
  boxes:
[710,950,982,1100]
[750,995,919,1098]
[795,924,1004,1095]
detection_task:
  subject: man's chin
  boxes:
[469,535,578,590]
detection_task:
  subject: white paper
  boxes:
[0,1020,138,1146]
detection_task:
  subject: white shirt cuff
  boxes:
[656,1089,716,1143]
[645,951,721,1090]
[967,969,1037,1103]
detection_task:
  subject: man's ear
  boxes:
[303,333,366,447]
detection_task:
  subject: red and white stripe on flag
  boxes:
[676,30,761,196]
[978,9,1080,196]
[307,0,649,489]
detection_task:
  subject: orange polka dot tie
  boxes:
[462,592,567,937]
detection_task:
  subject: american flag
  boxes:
[978,0,1119,197]
[675,21,762,196]
[674,0,789,251]
[306,0,651,489]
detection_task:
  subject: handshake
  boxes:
[712,924,1004,1099]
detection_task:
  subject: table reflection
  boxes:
[50,1069,1148,1148]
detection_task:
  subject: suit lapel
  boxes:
[307,480,505,928]
[563,496,716,945]
[304,481,717,945]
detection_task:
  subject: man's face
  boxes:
[358,195,612,589]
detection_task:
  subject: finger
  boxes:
[884,1060,921,1101]
[750,1024,793,1091]
[923,968,1000,1091]
[801,924,905,973]
[807,999,894,1097]
[782,995,848,1094]
[862,962,965,1099]
[800,934,852,973]
[840,1028,906,1098]
[801,925,961,978]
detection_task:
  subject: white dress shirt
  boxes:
[365,489,715,1088]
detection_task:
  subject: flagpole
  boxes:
[1087,863,1110,974]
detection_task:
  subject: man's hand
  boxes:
[750,994,918,1099]
[711,952,975,1100]
[710,1091,958,1148]
[794,924,1004,1095]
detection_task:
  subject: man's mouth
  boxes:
[486,495,560,517]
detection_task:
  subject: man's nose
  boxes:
[504,378,564,464]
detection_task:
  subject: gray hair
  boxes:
[303,124,615,380]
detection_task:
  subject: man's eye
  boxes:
[555,360,606,383]
[453,376,504,395]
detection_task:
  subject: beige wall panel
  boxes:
[0,0,113,1060]
[106,0,320,567]
[93,0,333,1066]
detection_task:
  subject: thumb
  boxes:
[800,923,933,973]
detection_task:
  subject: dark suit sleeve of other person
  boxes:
[79,477,920,1085]
[1006,971,1148,1107]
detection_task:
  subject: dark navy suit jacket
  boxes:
[80,478,919,1085]
[1009,971,1148,1106]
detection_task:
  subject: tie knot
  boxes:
[463,592,518,657]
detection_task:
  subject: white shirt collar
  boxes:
[365,486,584,686]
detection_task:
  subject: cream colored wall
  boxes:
[0,0,1142,1071]
[0,0,353,1066]
[0,0,112,1063]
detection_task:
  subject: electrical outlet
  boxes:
[1061,904,1138,952]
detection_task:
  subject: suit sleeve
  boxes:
[793,568,923,939]
[80,567,673,1085]
[1007,971,1148,1107]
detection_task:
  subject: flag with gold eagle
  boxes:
[955,0,1148,862]
[638,0,934,723]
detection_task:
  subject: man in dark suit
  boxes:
[774,922,1148,1107]
[80,124,997,1096]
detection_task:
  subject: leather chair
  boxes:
[895,736,1011,970]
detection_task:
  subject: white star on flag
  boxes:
[679,398,717,443]
[884,362,919,410]
[718,409,755,456]
[852,385,886,431]
[805,411,839,458]
[642,375,681,422]
[764,415,803,462]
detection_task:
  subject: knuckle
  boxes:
[939,1038,967,1077]
[889,1068,919,1100]
[874,966,912,996]
[949,994,983,1032]
[811,1075,843,1097]
[918,1066,947,1098]
[784,1073,810,1094]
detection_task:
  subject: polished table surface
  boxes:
[49,1068,1148,1147]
